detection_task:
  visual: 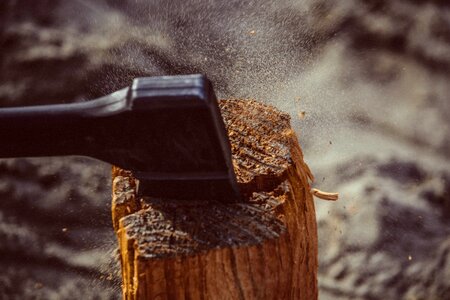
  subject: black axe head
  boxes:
[122,75,240,201]
[0,74,241,201]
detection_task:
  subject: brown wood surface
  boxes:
[112,99,318,300]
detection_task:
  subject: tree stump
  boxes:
[112,99,318,300]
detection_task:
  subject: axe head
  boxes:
[121,74,240,201]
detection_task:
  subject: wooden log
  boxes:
[112,99,318,300]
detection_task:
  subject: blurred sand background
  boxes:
[0,0,449,299]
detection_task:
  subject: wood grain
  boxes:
[112,99,318,300]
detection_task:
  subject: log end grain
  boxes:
[112,99,318,300]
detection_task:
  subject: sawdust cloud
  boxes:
[72,0,450,173]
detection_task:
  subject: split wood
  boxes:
[112,99,327,300]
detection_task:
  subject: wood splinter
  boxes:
[112,99,319,300]
[310,188,339,201]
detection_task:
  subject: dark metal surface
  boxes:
[0,74,240,201]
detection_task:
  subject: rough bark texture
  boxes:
[112,99,318,300]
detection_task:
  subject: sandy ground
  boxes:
[0,0,449,299]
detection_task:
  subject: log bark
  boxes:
[112,99,318,300]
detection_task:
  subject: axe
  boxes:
[0,74,240,201]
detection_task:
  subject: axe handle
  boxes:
[0,88,129,160]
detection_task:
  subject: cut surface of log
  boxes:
[112,99,318,300]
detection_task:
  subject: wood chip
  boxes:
[311,188,339,201]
